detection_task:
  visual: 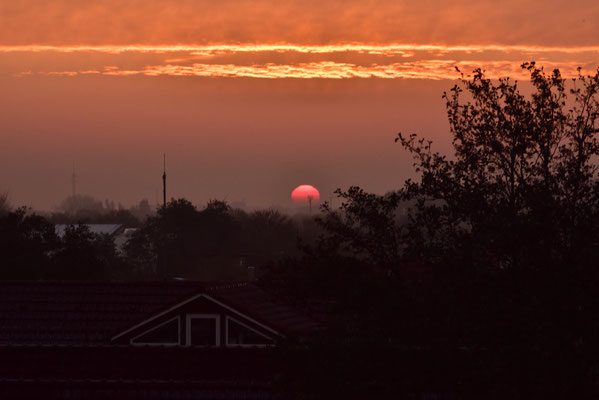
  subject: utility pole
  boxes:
[308,195,313,215]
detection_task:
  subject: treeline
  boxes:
[0,199,319,281]
[49,196,154,227]
[261,64,599,355]
[255,64,599,396]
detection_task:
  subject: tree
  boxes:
[304,63,599,348]
[124,198,198,278]
[0,192,9,216]
[0,208,59,279]
[393,63,599,349]
[316,187,402,276]
[124,199,243,279]
[48,224,120,280]
[397,63,599,272]
[239,209,299,264]
[58,194,105,215]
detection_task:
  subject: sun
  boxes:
[291,185,320,205]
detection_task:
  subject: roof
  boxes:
[0,281,319,345]
[206,284,320,338]
[54,224,124,237]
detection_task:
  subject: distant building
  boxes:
[54,224,137,253]
[54,223,125,238]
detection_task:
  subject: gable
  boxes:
[111,294,280,347]
[130,317,180,345]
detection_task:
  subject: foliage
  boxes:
[124,199,304,280]
[289,63,599,349]
[0,192,10,216]
[0,197,309,281]
[50,196,152,227]
[48,224,121,280]
[58,194,105,215]
[0,208,59,279]
[238,209,299,266]
[316,187,402,275]
[397,63,599,271]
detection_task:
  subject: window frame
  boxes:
[186,314,220,347]
[130,316,180,346]
[225,315,274,348]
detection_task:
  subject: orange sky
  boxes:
[1,1,598,210]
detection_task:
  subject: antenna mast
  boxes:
[162,154,166,209]
[71,162,76,198]
[160,154,168,279]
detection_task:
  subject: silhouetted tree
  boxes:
[0,208,59,279]
[390,63,599,348]
[0,192,10,217]
[52,195,150,226]
[281,63,599,349]
[48,224,120,280]
[316,187,402,276]
[395,64,599,273]
[239,209,298,265]
[129,199,153,221]
[58,194,105,215]
[124,199,243,279]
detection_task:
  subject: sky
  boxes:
[1,1,598,211]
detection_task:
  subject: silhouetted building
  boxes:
[54,224,125,238]
[0,281,318,398]
[0,281,317,346]
[55,224,137,254]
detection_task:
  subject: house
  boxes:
[0,281,319,398]
[54,224,136,253]
[0,281,318,346]
[54,223,125,238]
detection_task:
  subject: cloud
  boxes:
[21,60,598,80]
[1,0,598,46]
[2,44,597,81]
[3,44,599,55]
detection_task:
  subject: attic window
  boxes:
[226,316,273,347]
[131,317,179,345]
[186,314,220,346]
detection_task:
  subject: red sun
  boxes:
[291,185,320,205]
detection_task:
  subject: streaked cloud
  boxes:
[2,44,598,80]
[21,61,594,80]
[2,44,599,56]
[3,1,598,80]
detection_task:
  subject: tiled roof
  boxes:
[207,284,320,338]
[0,281,318,345]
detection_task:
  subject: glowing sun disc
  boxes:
[291,185,320,204]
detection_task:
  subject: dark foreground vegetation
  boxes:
[2,63,599,397]
[0,197,317,281]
